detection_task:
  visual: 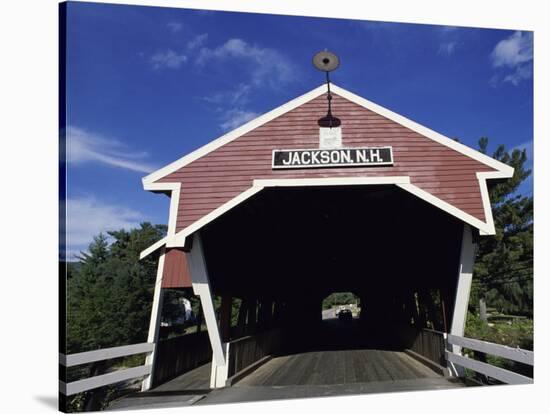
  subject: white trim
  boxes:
[446,352,533,385]
[169,186,264,248]
[142,84,328,185]
[255,176,410,187]
[168,184,181,237]
[448,224,475,377]
[450,224,475,339]
[139,174,501,257]
[330,85,514,176]
[142,177,410,256]
[188,232,229,389]
[477,175,496,236]
[447,334,534,366]
[188,234,225,366]
[141,83,513,186]
[60,343,154,367]
[475,170,512,235]
[210,342,230,388]
[141,246,166,391]
[476,170,514,180]
[143,182,180,192]
[61,365,153,396]
[397,183,494,235]
[140,236,168,260]
[143,182,182,239]
[171,176,410,246]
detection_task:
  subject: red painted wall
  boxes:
[158,93,495,233]
[162,248,192,288]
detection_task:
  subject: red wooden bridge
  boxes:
[60,84,533,410]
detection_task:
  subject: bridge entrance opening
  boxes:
[191,184,464,381]
[321,291,360,322]
[132,178,487,400]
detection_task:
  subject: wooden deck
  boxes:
[200,378,465,405]
[199,349,465,405]
[108,363,212,411]
[109,348,465,410]
[238,349,442,386]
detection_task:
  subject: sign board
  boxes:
[272,147,393,169]
[319,127,342,149]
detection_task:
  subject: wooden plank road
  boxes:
[107,363,212,411]
[198,349,464,405]
[108,317,468,410]
[108,349,465,410]
[199,378,465,405]
[237,349,442,386]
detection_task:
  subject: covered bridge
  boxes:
[138,83,513,390]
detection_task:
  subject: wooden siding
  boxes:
[158,93,495,232]
[162,248,192,288]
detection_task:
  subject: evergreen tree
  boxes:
[471,138,533,317]
[64,223,166,411]
[66,223,167,353]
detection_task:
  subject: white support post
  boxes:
[141,246,166,391]
[448,224,476,377]
[187,232,229,388]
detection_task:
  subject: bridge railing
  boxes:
[59,343,154,396]
[408,328,446,366]
[446,334,534,385]
[152,331,212,387]
[226,328,282,382]
[396,326,447,373]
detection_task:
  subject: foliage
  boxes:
[67,222,166,353]
[470,138,533,317]
[464,312,533,380]
[465,312,533,350]
[322,292,359,310]
[65,222,166,411]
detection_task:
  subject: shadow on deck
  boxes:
[199,348,465,405]
[108,319,467,410]
[108,363,212,411]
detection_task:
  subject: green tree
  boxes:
[471,138,533,317]
[65,223,166,411]
[322,292,359,310]
[67,223,166,353]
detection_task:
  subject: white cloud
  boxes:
[64,196,145,260]
[197,38,295,121]
[151,49,187,70]
[66,126,156,173]
[490,31,533,86]
[203,83,252,106]
[436,24,461,57]
[503,64,533,86]
[438,41,457,56]
[491,31,533,68]
[167,22,183,33]
[197,38,294,87]
[187,33,208,50]
[220,109,259,131]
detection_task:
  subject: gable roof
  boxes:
[142,83,513,188]
[140,84,515,259]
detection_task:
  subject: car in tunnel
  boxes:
[337,308,353,322]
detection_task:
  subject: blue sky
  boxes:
[64,1,533,259]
